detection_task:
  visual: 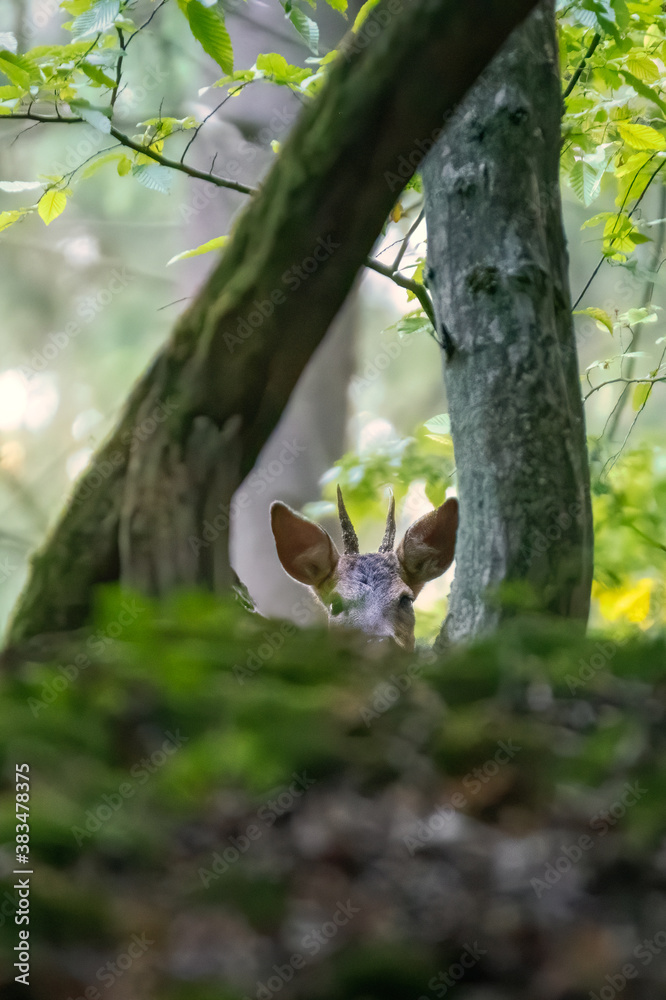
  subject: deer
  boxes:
[270,487,458,651]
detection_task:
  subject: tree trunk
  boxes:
[422,0,593,645]
[7,0,541,646]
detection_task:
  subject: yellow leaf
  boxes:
[167,235,229,265]
[596,578,653,625]
[37,189,67,225]
[0,209,24,232]
[632,381,653,411]
[631,382,652,413]
[117,157,132,176]
[573,306,614,334]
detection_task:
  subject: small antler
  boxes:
[337,485,359,554]
[378,489,396,553]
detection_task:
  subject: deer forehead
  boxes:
[332,552,412,601]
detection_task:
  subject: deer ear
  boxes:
[270,502,339,588]
[396,497,458,594]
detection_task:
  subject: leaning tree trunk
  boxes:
[7,0,540,647]
[423,0,593,645]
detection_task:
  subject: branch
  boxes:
[584,375,665,401]
[365,255,435,326]
[110,26,126,109]
[3,112,257,195]
[562,31,600,100]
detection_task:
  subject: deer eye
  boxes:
[398,594,414,611]
[330,595,344,617]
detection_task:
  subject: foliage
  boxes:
[0,0,345,232]
[318,425,666,637]
[1,0,665,449]
[305,420,454,523]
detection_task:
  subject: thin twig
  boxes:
[63,142,123,185]
[600,343,666,478]
[572,155,666,310]
[392,208,424,271]
[180,81,254,164]
[3,111,257,195]
[604,183,666,441]
[125,0,169,47]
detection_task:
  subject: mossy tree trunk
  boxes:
[7,0,540,646]
[423,1,593,645]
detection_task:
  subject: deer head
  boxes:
[270,487,458,651]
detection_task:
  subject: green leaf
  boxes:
[139,116,199,136]
[610,0,630,28]
[131,164,174,194]
[632,382,653,411]
[325,0,347,12]
[256,52,309,85]
[256,52,289,76]
[167,235,229,265]
[569,159,599,205]
[628,233,652,245]
[80,61,117,89]
[0,53,30,88]
[185,1,233,73]
[617,122,666,151]
[623,56,659,83]
[581,211,614,229]
[615,152,653,177]
[603,213,650,256]
[72,0,121,37]
[286,6,319,54]
[424,479,448,508]
[71,101,112,133]
[423,413,451,436]
[573,306,614,334]
[620,307,659,326]
[618,70,666,116]
[395,314,431,337]
[38,189,68,225]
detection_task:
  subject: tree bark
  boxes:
[422,1,593,645]
[7,0,541,646]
